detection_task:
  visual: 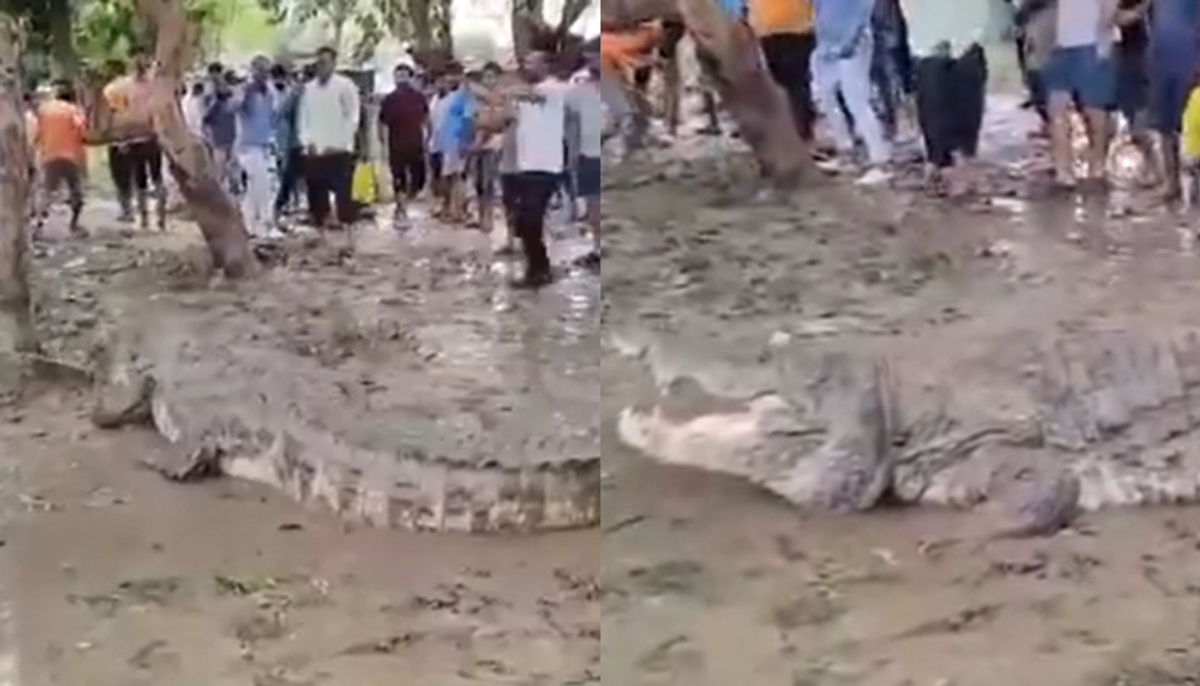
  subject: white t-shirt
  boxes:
[296,73,361,153]
[568,80,603,159]
[429,94,451,150]
[515,80,568,174]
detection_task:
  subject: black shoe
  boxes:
[574,251,600,272]
[510,269,555,290]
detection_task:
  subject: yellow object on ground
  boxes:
[1184,86,1200,161]
[352,162,378,205]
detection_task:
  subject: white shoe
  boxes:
[855,167,893,186]
[816,158,846,173]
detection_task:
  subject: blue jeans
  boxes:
[811,36,890,165]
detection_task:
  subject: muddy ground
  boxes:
[599,105,1200,685]
[6,206,600,685]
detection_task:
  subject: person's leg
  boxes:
[129,142,152,230]
[333,152,357,226]
[475,152,498,234]
[761,33,815,142]
[108,145,133,221]
[304,154,331,227]
[1044,47,1080,186]
[577,155,601,268]
[1152,67,1190,201]
[914,54,955,189]
[64,161,85,236]
[512,172,556,286]
[811,54,856,163]
[239,147,271,235]
[143,140,166,230]
[498,172,519,254]
[33,160,62,240]
[274,147,301,223]
[409,151,427,199]
[1077,50,1116,185]
[949,44,989,191]
[837,37,891,179]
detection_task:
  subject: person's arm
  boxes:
[343,78,361,136]
[295,88,313,151]
[1013,0,1054,28]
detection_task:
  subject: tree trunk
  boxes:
[558,0,591,32]
[47,0,78,79]
[511,0,544,59]
[135,0,256,279]
[432,0,453,54]
[678,0,811,187]
[0,15,35,354]
[409,0,434,53]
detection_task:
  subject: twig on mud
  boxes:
[0,350,93,380]
[602,514,647,535]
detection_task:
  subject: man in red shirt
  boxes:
[378,63,429,225]
[33,80,88,239]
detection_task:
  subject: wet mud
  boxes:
[600,97,1200,685]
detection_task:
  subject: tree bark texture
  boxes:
[135,0,256,279]
[603,0,810,187]
[0,15,35,354]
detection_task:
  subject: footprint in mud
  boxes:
[637,634,705,677]
[625,559,706,598]
[770,592,846,632]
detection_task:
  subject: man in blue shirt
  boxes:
[203,63,239,193]
[234,55,278,236]
[1148,0,1200,200]
[431,64,475,223]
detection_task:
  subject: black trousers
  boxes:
[389,148,427,198]
[759,32,817,142]
[508,172,558,278]
[915,45,988,168]
[303,151,355,226]
[274,147,303,215]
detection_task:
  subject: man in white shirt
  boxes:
[568,57,602,271]
[510,51,568,289]
[296,46,361,228]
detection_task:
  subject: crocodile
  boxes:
[91,254,601,534]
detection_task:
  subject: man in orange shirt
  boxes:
[600,21,662,148]
[33,80,88,239]
[747,0,818,143]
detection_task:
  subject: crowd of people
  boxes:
[601,0,1200,200]
[24,44,604,290]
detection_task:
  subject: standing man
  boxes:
[747,0,817,143]
[32,80,88,239]
[379,62,429,225]
[812,0,893,185]
[203,63,238,194]
[509,51,568,289]
[99,59,136,223]
[568,56,603,271]
[103,51,165,230]
[1148,0,1200,201]
[431,64,474,223]
[234,56,277,237]
[274,64,310,225]
[1043,0,1119,191]
[468,62,508,236]
[297,46,361,229]
[900,0,1009,195]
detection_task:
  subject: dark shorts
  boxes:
[577,156,601,197]
[1150,67,1193,134]
[472,151,500,198]
[42,158,83,206]
[1043,46,1116,110]
[1116,52,1148,125]
[429,152,443,180]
